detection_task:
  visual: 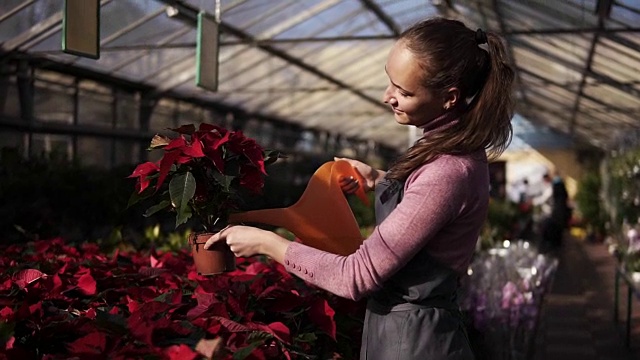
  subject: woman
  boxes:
[205,17,514,359]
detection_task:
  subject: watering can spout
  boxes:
[229,160,368,255]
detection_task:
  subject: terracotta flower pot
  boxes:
[189,233,236,275]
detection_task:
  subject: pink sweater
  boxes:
[283,151,489,301]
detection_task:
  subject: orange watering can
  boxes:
[229,160,369,256]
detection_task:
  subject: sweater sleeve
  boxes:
[283,159,469,300]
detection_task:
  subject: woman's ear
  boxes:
[443,87,460,110]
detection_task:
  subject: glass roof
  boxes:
[2,0,640,150]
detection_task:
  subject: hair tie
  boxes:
[475,28,488,45]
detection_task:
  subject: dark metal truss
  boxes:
[156,0,389,112]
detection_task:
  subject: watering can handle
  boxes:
[343,163,370,206]
[336,160,369,206]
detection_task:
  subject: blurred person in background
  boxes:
[534,172,569,252]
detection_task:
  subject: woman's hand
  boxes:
[335,157,385,193]
[204,225,290,264]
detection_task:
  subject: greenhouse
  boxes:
[1,0,640,359]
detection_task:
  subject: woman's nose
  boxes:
[382,85,394,104]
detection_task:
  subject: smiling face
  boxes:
[382,40,448,127]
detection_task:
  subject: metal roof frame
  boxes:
[2,0,640,151]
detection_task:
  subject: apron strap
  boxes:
[367,297,459,313]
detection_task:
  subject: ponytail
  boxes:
[386,19,515,182]
[460,32,514,161]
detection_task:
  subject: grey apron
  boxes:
[360,178,475,360]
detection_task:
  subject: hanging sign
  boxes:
[196,11,220,92]
[62,0,100,59]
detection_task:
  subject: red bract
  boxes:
[66,332,107,355]
[187,293,229,320]
[127,162,159,193]
[127,122,282,232]
[309,298,337,340]
[77,272,97,296]
[165,344,199,360]
[13,269,46,289]
[197,123,230,152]
[240,165,265,194]
[228,131,266,174]
[0,239,364,359]
[156,149,182,191]
[0,307,13,321]
[265,322,290,344]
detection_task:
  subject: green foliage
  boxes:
[0,150,136,244]
[347,191,376,228]
[169,172,196,228]
[624,251,640,272]
[479,199,519,249]
[603,147,640,231]
[574,171,605,233]
[97,223,190,254]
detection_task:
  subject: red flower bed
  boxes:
[0,238,365,359]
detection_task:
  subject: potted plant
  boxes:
[575,171,607,243]
[127,123,281,275]
[623,251,640,282]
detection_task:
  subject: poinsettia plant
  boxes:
[0,238,366,359]
[128,123,282,231]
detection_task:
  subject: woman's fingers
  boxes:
[339,175,359,194]
[203,233,220,249]
[203,225,233,249]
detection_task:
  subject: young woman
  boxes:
[205,17,514,359]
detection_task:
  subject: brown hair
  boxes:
[386,18,514,181]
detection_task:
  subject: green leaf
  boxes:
[295,332,317,343]
[94,310,128,336]
[144,199,171,217]
[0,321,14,346]
[169,172,196,213]
[102,226,123,249]
[212,171,235,192]
[175,205,192,228]
[153,291,187,306]
[264,149,286,165]
[232,340,263,360]
[127,187,154,208]
[170,172,196,228]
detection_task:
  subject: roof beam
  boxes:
[66,25,640,53]
[155,0,388,111]
[359,0,401,36]
[616,2,640,16]
[258,0,343,39]
[515,0,614,135]
[601,32,640,53]
[526,84,612,127]
[0,114,156,140]
[1,0,114,53]
[524,85,635,148]
[511,36,640,99]
[107,27,192,74]
[568,17,603,136]
[66,6,168,67]
[507,27,640,35]
[518,67,633,118]
[220,24,388,110]
[595,0,615,18]
[0,0,36,24]
[491,0,531,111]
